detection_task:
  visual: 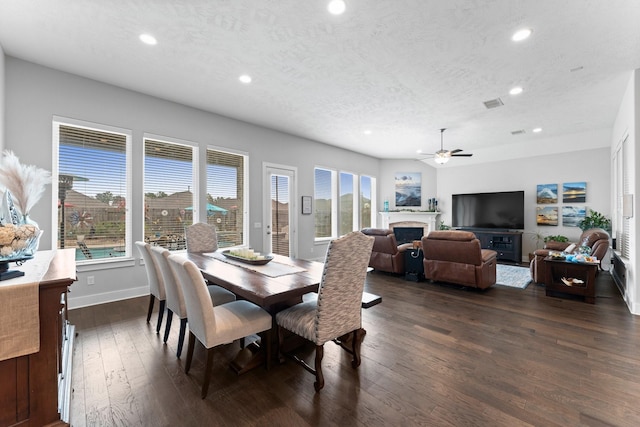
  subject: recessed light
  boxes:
[328,0,346,15]
[532,127,542,133]
[139,34,157,45]
[363,130,372,135]
[238,75,252,84]
[509,86,523,95]
[512,28,532,42]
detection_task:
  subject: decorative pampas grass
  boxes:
[0,150,52,216]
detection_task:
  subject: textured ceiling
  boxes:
[1,0,639,163]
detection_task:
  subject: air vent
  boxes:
[483,98,504,109]
[511,129,526,135]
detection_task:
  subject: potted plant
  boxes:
[544,235,569,243]
[543,234,570,253]
[578,209,611,232]
[528,230,546,261]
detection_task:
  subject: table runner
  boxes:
[205,252,307,278]
[0,250,55,361]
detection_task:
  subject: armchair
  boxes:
[530,228,610,283]
[421,230,497,289]
[361,228,412,274]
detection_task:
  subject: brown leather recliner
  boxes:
[530,228,610,284]
[421,230,497,289]
[361,228,411,274]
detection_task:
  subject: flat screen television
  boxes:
[452,190,525,230]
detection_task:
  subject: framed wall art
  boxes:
[395,172,421,207]
[536,206,558,226]
[301,195,312,215]
[536,183,558,204]
[563,182,586,203]
[562,205,586,227]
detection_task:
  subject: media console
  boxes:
[469,230,523,263]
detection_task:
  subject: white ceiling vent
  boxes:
[511,129,526,135]
[483,98,504,109]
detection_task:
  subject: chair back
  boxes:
[186,222,218,253]
[135,241,165,300]
[422,230,483,266]
[361,228,399,254]
[168,254,216,344]
[150,245,187,318]
[315,231,374,344]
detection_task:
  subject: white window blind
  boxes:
[622,135,630,259]
[56,123,129,261]
[143,138,195,251]
[206,148,245,248]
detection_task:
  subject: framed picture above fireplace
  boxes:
[395,172,421,207]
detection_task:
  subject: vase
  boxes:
[0,213,42,262]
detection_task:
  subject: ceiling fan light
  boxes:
[434,153,449,164]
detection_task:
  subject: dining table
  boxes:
[184,250,381,374]
[184,251,324,374]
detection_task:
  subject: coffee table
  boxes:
[543,256,599,303]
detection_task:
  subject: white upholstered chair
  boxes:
[275,231,374,391]
[185,222,218,253]
[149,246,236,358]
[168,254,272,399]
[135,241,166,334]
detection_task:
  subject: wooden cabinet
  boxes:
[473,230,522,263]
[544,257,598,303]
[0,249,76,427]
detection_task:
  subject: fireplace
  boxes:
[393,227,424,244]
[379,211,440,236]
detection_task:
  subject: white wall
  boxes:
[612,70,638,314]
[0,45,5,151]
[378,159,438,212]
[433,145,611,260]
[4,57,380,308]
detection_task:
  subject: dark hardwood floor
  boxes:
[68,269,640,427]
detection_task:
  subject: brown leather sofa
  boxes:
[421,230,497,289]
[361,228,412,274]
[530,228,610,284]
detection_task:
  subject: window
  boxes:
[54,120,131,262]
[360,175,376,228]
[314,167,336,239]
[206,148,246,248]
[143,137,196,250]
[613,134,630,259]
[339,172,357,236]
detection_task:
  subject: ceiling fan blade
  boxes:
[451,153,473,157]
[449,148,463,154]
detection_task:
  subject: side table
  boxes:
[404,248,424,281]
[544,257,599,303]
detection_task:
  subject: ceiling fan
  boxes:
[418,128,473,164]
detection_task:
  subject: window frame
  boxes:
[206,144,249,248]
[142,133,199,250]
[52,116,133,265]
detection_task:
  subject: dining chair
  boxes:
[275,230,374,391]
[168,254,273,399]
[185,222,218,253]
[150,246,236,358]
[135,241,166,334]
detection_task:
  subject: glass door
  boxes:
[263,165,296,256]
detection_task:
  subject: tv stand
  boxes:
[472,230,522,263]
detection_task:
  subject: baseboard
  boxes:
[68,286,148,310]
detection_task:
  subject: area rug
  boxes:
[496,264,532,289]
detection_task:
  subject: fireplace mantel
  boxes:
[379,211,440,234]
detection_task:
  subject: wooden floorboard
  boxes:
[68,269,640,426]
